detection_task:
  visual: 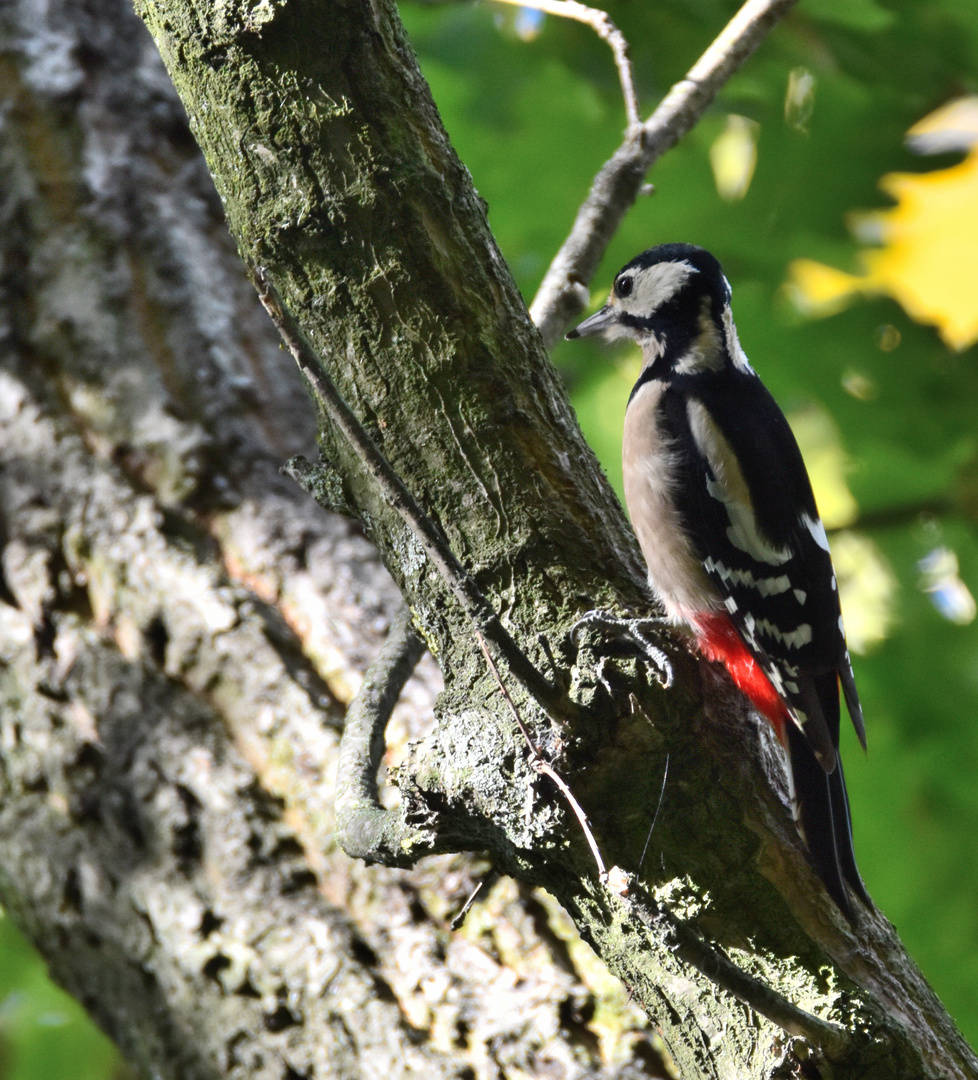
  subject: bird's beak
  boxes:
[566,305,617,340]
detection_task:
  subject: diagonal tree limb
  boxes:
[530,0,802,347]
[256,273,578,725]
[480,626,854,1059]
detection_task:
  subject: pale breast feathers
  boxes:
[622,382,722,622]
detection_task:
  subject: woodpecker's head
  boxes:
[567,243,744,374]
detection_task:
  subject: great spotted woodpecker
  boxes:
[568,243,870,920]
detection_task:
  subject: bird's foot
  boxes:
[570,609,674,690]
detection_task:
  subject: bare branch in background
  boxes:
[492,0,641,127]
[530,0,802,347]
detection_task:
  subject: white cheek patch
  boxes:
[600,318,649,345]
[623,260,697,317]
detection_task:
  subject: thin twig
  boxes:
[255,272,576,725]
[450,869,500,930]
[475,630,608,881]
[638,752,668,871]
[534,758,607,879]
[492,0,640,127]
[530,0,802,347]
[475,630,542,755]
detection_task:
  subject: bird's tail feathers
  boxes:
[840,659,868,751]
[784,721,871,922]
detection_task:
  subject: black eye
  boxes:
[615,275,633,298]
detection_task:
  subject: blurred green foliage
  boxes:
[401,0,978,1047]
[5,0,977,1073]
[0,915,122,1080]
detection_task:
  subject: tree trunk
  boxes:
[0,0,669,1077]
[0,0,974,1078]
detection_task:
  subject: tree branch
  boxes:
[255,272,576,723]
[334,602,432,864]
[1,7,674,1078]
[530,0,802,347]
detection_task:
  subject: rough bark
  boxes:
[0,0,975,1078]
[0,1,663,1078]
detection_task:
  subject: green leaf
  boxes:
[802,0,897,31]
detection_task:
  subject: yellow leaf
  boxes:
[860,151,978,350]
[786,98,978,350]
[783,259,866,317]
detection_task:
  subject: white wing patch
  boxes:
[687,399,791,566]
[703,556,790,596]
[723,501,791,565]
[743,611,813,649]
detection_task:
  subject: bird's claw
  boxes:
[571,609,674,689]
